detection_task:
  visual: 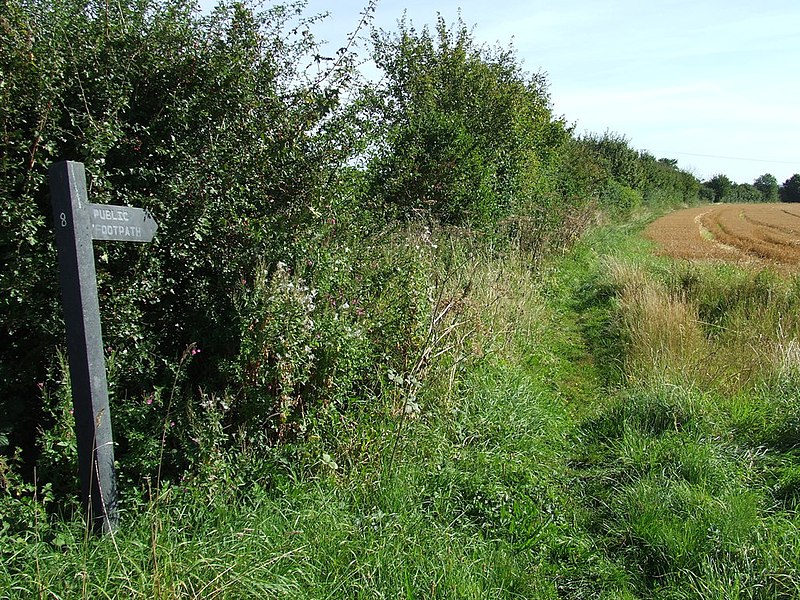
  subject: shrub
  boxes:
[0,0,703,504]
[580,131,645,193]
[0,0,359,481]
[364,15,567,227]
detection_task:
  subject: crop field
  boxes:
[645,203,800,269]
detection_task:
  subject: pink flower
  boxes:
[146,396,153,405]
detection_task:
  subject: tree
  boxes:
[779,174,800,203]
[699,186,716,203]
[635,153,700,206]
[0,0,359,481]
[729,183,762,203]
[705,174,733,202]
[365,16,567,225]
[753,173,779,202]
[580,131,645,192]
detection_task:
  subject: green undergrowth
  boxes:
[4,211,800,598]
[0,229,625,598]
[559,214,800,598]
[1,367,620,599]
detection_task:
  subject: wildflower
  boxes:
[191,347,201,356]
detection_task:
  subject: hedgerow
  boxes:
[0,0,700,521]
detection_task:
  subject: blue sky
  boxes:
[216,0,800,185]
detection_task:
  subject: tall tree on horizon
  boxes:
[754,173,779,202]
[779,174,800,203]
[706,174,733,202]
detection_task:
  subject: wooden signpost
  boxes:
[49,161,157,532]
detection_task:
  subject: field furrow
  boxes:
[646,203,800,269]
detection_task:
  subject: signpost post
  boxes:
[49,161,157,532]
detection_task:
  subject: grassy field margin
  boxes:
[3,210,800,598]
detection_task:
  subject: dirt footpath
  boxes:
[645,203,800,270]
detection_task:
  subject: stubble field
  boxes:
[645,203,800,269]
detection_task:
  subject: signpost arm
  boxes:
[49,161,118,532]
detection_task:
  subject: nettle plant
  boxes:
[230,220,437,448]
[236,261,323,441]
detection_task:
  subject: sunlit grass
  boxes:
[603,255,800,394]
[6,213,800,598]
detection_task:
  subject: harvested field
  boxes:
[645,203,800,270]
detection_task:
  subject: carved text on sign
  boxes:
[88,203,157,242]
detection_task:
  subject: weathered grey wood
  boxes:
[49,161,119,532]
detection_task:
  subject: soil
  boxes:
[645,203,800,271]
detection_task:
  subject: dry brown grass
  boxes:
[605,257,800,391]
[606,258,708,385]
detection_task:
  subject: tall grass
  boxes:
[571,226,800,598]
[3,231,606,599]
[5,213,800,598]
[606,257,800,392]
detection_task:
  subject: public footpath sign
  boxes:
[88,203,157,242]
[49,161,158,532]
